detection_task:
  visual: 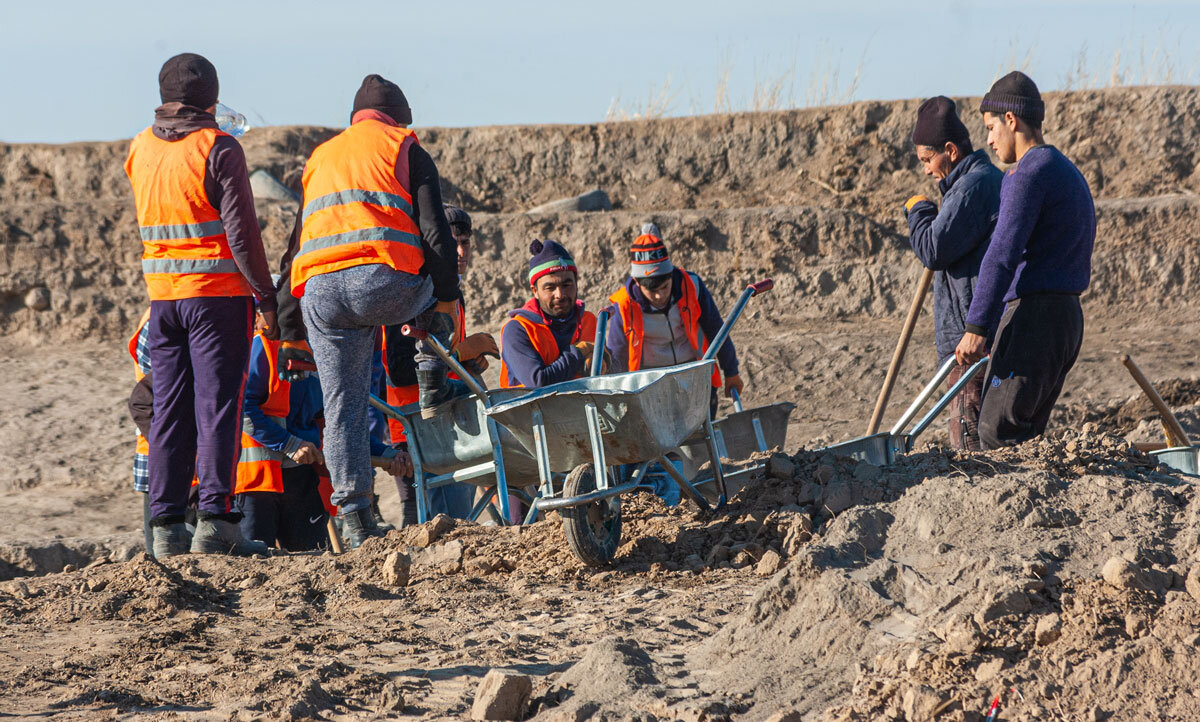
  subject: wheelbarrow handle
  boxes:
[702,278,772,363]
[889,356,959,436]
[399,324,491,406]
[591,310,609,377]
[730,387,744,413]
[748,278,774,295]
[904,355,990,445]
[286,359,318,372]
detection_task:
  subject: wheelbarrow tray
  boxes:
[391,389,541,480]
[1150,446,1200,477]
[713,401,796,460]
[486,360,715,472]
[819,432,900,466]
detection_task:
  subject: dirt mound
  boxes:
[685,428,1199,719]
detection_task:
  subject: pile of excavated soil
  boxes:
[2,429,1198,719]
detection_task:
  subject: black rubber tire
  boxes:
[561,463,622,567]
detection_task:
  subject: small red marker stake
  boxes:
[984,693,1001,722]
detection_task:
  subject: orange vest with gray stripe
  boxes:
[498,305,598,389]
[609,269,721,387]
[125,127,253,301]
[235,335,291,494]
[290,120,425,296]
[128,308,153,457]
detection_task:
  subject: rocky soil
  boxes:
[3,85,1200,719]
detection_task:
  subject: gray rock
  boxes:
[1186,564,1200,602]
[249,169,300,202]
[526,189,612,214]
[24,287,50,311]
[852,461,882,483]
[1102,556,1163,593]
[756,549,783,576]
[381,550,411,587]
[471,669,532,720]
[821,481,853,514]
[1035,613,1062,645]
[766,454,796,480]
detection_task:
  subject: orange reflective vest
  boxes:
[235,335,291,494]
[609,269,721,387]
[381,300,467,443]
[498,303,598,389]
[129,308,153,456]
[125,127,253,301]
[291,119,425,296]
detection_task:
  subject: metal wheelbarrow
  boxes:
[818,355,991,464]
[368,385,543,526]
[482,279,775,566]
[674,388,796,500]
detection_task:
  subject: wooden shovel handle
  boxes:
[867,267,934,435]
[1122,354,1191,448]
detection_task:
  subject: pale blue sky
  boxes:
[1,0,1197,142]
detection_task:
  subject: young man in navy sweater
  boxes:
[954,72,1096,449]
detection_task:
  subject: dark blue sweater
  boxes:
[906,149,1003,361]
[965,146,1095,334]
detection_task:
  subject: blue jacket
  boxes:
[243,335,390,459]
[905,149,1003,361]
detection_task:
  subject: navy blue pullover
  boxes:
[965,146,1095,334]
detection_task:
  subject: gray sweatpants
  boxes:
[301,264,433,513]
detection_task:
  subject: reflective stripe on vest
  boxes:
[498,308,598,389]
[125,126,252,301]
[235,335,291,495]
[608,269,720,387]
[291,120,425,296]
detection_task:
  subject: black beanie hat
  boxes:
[159,53,219,109]
[352,74,412,125]
[980,71,1044,123]
[443,203,472,231]
[911,96,971,148]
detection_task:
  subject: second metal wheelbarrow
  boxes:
[818,355,991,464]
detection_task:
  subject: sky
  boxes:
[1,0,1197,143]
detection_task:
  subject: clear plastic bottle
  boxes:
[214,102,250,137]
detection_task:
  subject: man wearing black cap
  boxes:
[274,74,464,547]
[954,71,1095,449]
[903,96,1003,450]
[125,52,278,558]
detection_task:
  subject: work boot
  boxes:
[151,522,191,559]
[417,368,469,417]
[190,515,270,556]
[340,507,386,549]
[372,495,395,533]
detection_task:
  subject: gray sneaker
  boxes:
[190,518,269,556]
[340,507,386,549]
[152,523,191,559]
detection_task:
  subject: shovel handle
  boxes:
[748,279,774,295]
[1122,355,1191,448]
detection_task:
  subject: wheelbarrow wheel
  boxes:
[561,463,622,567]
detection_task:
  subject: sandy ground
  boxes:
[2,308,1195,547]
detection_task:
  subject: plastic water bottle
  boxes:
[214,103,250,137]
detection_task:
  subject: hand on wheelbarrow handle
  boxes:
[748,278,774,295]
